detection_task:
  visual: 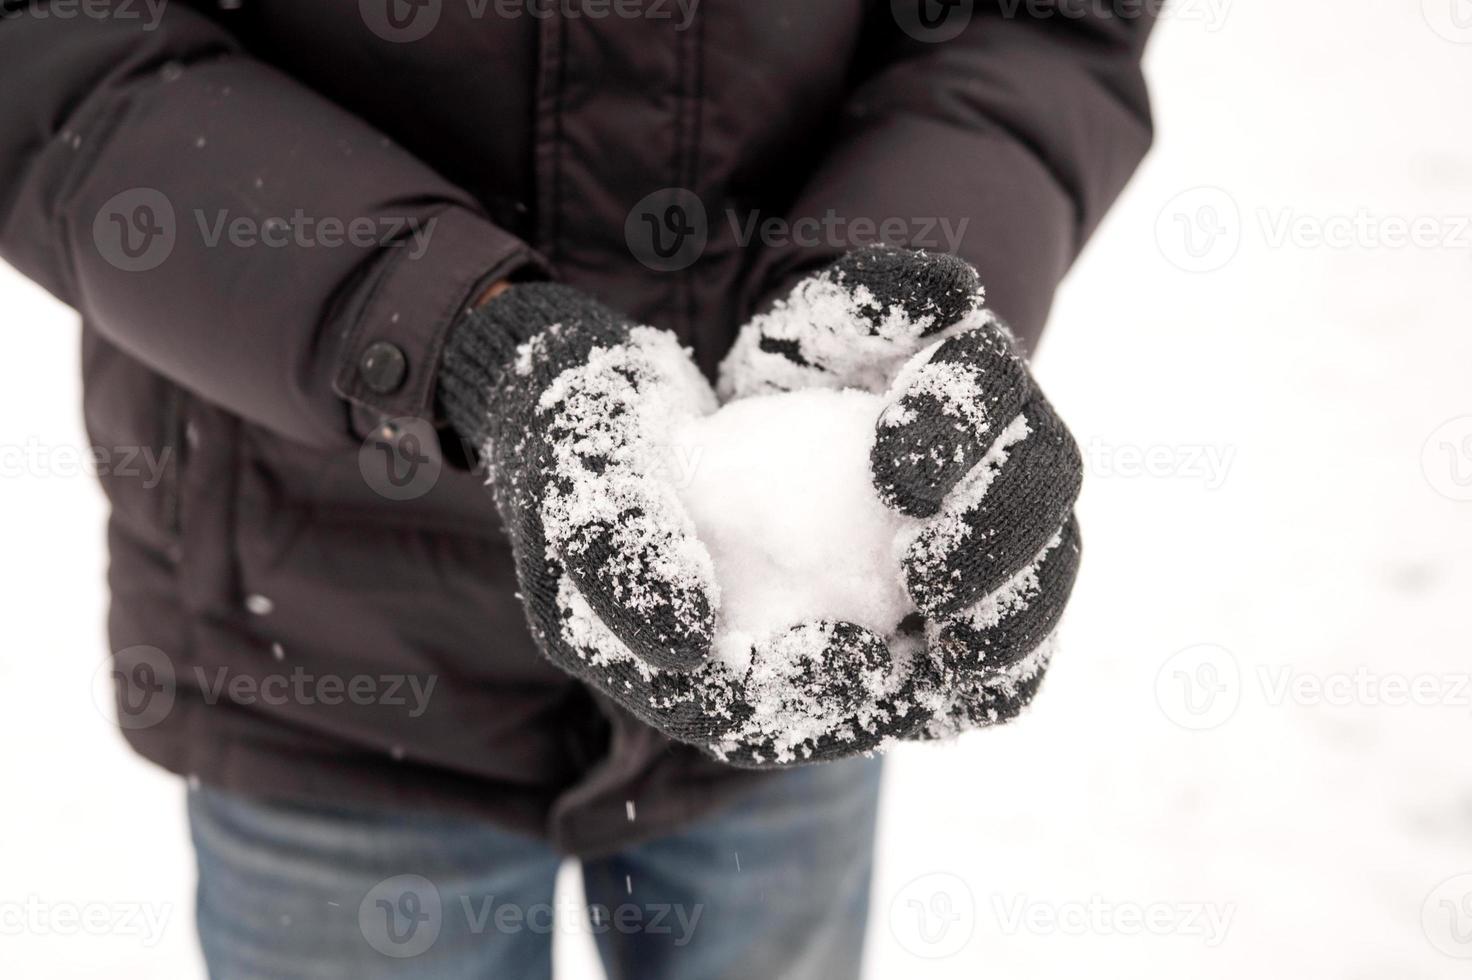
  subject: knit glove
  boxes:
[439,284,917,767]
[721,246,1084,738]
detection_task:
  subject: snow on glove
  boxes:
[439,284,921,767]
[721,246,1084,737]
[440,284,719,671]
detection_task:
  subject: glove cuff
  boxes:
[438,283,594,454]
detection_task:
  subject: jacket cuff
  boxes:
[331,205,546,433]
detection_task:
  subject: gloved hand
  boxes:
[439,284,918,766]
[440,283,718,672]
[720,246,1084,738]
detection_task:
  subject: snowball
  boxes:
[665,389,919,665]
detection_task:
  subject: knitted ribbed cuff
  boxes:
[437,283,594,454]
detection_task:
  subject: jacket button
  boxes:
[359,341,407,395]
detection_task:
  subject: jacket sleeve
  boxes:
[0,3,542,447]
[746,3,1156,350]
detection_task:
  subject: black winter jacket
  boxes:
[0,0,1153,855]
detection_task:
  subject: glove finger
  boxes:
[762,620,891,715]
[548,585,914,765]
[713,621,925,767]
[931,655,1051,735]
[929,515,1081,678]
[550,574,748,741]
[718,247,983,399]
[903,392,1082,618]
[914,630,1059,740]
[560,500,717,671]
[822,245,981,338]
[871,317,1030,518]
[538,328,719,671]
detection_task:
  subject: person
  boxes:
[0,2,1154,976]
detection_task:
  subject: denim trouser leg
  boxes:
[189,755,883,980]
[581,755,883,980]
[189,786,562,979]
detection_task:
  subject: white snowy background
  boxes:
[5,2,1472,976]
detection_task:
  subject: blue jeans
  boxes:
[188,756,883,979]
